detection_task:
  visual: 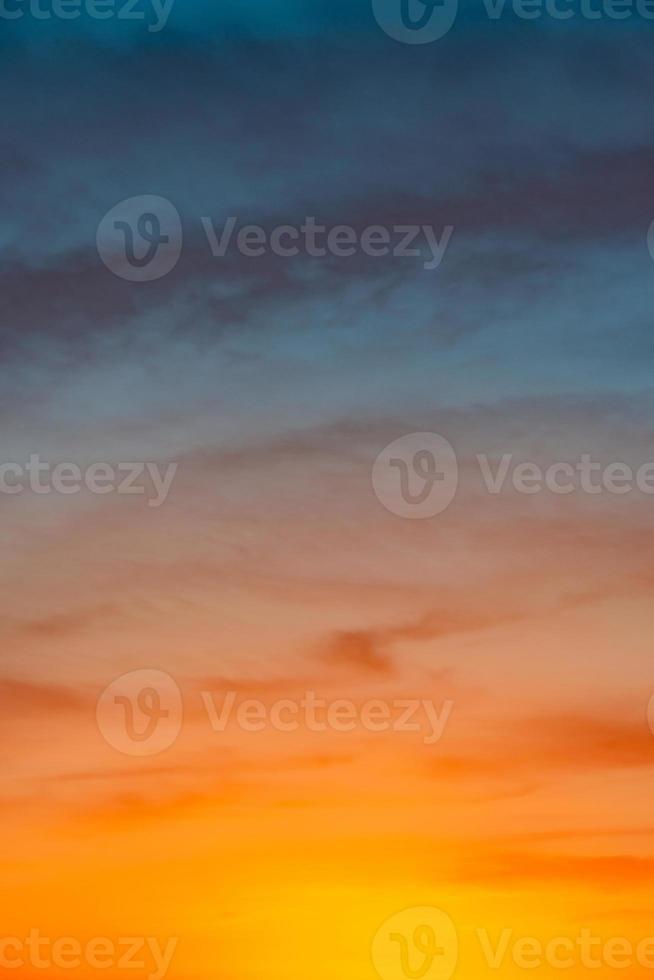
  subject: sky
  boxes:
[2,2,654,980]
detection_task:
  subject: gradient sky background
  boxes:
[2,2,654,979]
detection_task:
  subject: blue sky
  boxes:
[2,0,654,655]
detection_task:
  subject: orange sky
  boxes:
[3,480,654,980]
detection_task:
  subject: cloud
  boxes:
[0,679,85,716]
[323,630,394,675]
[427,709,654,793]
